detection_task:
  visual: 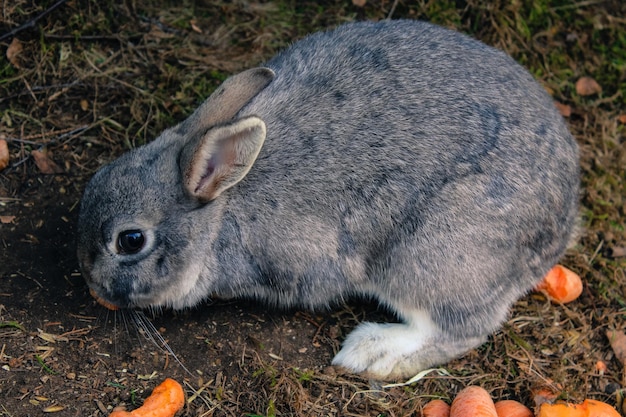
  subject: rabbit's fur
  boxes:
[78,20,579,380]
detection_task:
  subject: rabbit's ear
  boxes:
[182,116,266,202]
[180,67,275,135]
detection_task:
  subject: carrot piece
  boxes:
[90,288,119,311]
[109,378,185,417]
[538,402,587,417]
[538,399,621,417]
[581,399,621,417]
[423,399,450,417]
[450,386,498,417]
[494,400,533,417]
[536,265,583,303]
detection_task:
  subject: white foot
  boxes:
[331,310,438,380]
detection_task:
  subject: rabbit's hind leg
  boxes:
[331,309,484,381]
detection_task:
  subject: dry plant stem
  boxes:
[6,126,90,169]
[0,0,69,42]
[5,126,89,145]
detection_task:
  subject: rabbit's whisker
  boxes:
[131,310,192,375]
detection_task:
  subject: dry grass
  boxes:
[1,1,625,416]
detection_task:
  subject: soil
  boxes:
[1,1,625,417]
[0,175,346,414]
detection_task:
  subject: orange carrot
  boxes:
[538,399,621,417]
[423,399,450,417]
[450,386,498,417]
[90,288,119,311]
[0,139,9,171]
[494,400,533,417]
[538,402,586,417]
[582,400,623,417]
[109,378,185,417]
[536,265,583,303]
[595,360,608,375]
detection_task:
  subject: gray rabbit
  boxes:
[77,19,579,380]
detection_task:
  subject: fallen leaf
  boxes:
[352,0,367,6]
[31,149,64,174]
[6,37,23,68]
[575,76,602,96]
[610,246,626,258]
[37,328,69,343]
[607,330,626,366]
[554,101,572,117]
[617,390,626,416]
[42,405,65,413]
[190,19,202,33]
[0,139,9,170]
[137,371,158,380]
[0,215,16,224]
[618,114,626,124]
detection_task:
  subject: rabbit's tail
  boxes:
[566,215,583,250]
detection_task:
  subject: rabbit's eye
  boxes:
[117,230,145,254]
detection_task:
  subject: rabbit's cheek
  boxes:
[166,260,206,309]
[128,258,205,310]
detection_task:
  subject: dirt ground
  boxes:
[1,1,625,416]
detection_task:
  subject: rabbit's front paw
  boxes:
[331,311,439,380]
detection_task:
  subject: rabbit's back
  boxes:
[230,20,578,311]
[242,20,577,213]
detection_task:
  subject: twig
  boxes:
[387,0,400,20]
[5,125,89,145]
[6,125,91,169]
[0,82,82,104]
[0,0,69,42]
[550,0,608,11]
[44,33,143,42]
[138,15,185,36]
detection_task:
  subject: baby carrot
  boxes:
[450,386,498,417]
[494,400,533,417]
[423,399,450,417]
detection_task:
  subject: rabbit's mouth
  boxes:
[87,279,135,310]
[89,288,119,311]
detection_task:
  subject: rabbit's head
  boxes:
[77,68,274,309]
